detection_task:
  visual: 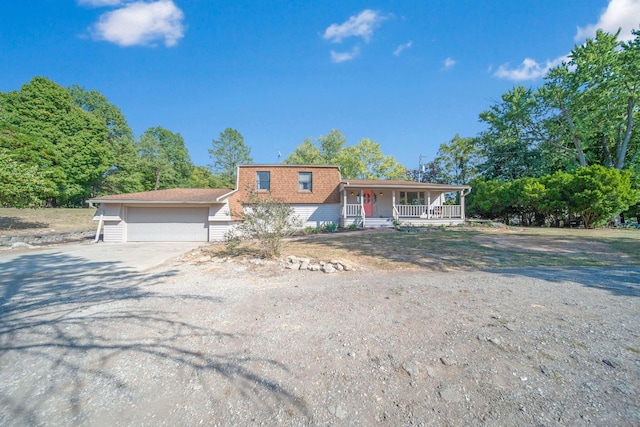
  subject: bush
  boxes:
[323,222,339,233]
[225,191,302,258]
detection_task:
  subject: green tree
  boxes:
[0,77,110,205]
[68,85,142,194]
[0,148,53,207]
[542,30,640,170]
[208,128,252,187]
[434,134,480,184]
[189,165,230,188]
[285,129,347,165]
[477,86,546,180]
[285,130,406,179]
[285,139,323,164]
[564,165,637,228]
[138,126,193,191]
[466,179,511,222]
[476,30,640,179]
[337,138,406,179]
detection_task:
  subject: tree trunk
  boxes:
[614,97,635,170]
[154,170,161,191]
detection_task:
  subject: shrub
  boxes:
[225,191,302,258]
[323,222,339,233]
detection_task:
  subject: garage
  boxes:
[126,207,209,242]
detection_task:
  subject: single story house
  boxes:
[89,164,471,242]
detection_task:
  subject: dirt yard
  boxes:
[1,229,639,426]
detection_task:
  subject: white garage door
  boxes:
[126,207,209,242]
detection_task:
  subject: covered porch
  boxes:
[339,180,472,228]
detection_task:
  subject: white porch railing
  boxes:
[395,204,462,219]
[344,203,362,217]
[344,203,462,219]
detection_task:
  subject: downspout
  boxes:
[94,209,104,243]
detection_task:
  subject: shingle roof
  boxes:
[89,188,233,203]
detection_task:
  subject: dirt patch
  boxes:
[470,233,631,263]
[0,208,95,236]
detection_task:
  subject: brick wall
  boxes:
[227,165,342,219]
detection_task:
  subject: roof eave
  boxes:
[88,199,226,204]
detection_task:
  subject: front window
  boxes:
[298,172,312,191]
[256,171,270,191]
[399,191,425,205]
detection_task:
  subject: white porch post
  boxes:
[360,189,364,226]
[343,189,347,219]
[392,190,396,221]
[427,191,431,219]
[460,189,466,220]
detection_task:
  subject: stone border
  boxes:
[0,230,96,247]
[283,255,354,273]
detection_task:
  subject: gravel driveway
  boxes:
[1,252,639,426]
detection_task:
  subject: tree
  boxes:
[225,191,302,258]
[138,126,193,191]
[209,128,252,187]
[434,134,480,184]
[0,149,52,207]
[285,139,323,164]
[285,129,347,165]
[564,165,637,228]
[542,29,640,170]
[336,138,406,179]
[475,29,640,179]
[477,86,547,180]
[408,160,447,183]
[0,77,110,205]
[68,85,142,194]
[285,130,406,179]
[189,166,230,188]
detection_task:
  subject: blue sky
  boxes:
[2,0,639,171]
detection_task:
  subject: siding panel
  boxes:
[291,204,341,228]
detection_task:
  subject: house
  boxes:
[89,164,471,242]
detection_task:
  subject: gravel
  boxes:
[1,256,639,426]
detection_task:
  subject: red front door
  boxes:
[363,190,373,216]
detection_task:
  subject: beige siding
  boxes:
[209,221,240,241]
[93,203,123,221]
[291,204,341,228]
[208,202,231,221]
[103,220,124,242]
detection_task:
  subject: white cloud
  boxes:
[575,0,640,42]
[393,41,413,57]
[90,0,185,47]
[494,56,568,81]
[323,9,386,43]
[443,57,456,70]
[78,0,123,6]
[493,0,639,81]
[330,47,360,63]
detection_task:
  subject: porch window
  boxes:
[256,171,270,191]
[399,191,425,205]
[298,172,312,191]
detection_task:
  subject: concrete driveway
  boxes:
[0,241,204,273]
